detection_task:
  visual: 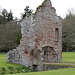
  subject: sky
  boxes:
[0,0,75,19]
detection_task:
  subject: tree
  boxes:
[62,9,75,52]
[0,20,21,51]
[14,31,22,45]
[7,10,13,21]
[21,6,33,19]
[0,8,21,52]
[0,9,8,24]
[0,15,3,24]
[2,9,8,18]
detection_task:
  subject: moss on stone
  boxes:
[34,5,44,15]
[51,7,56,11]
[33,0,48,15]
[43,0,47,3]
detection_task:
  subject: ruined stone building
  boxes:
[7,0,62,71]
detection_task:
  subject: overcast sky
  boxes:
[0,0,75,19]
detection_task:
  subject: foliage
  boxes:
[2,67,6,71]
[62,9,75,52]
[20,65,26,69]
[14,31,22,45]
[0,8,20,51]
[1,67,6,74]
[6,10,13,21]
[16,67,21,73]
[8,66,14,70]
[21,6,33,19]
[0,9,13,24]
[20,65,32,73]
[8,66,14,74]
[0,54,32,74]
[10,71,14,74]
[0,20,21,51]
[5,68,75,75]
[0,9,8,24]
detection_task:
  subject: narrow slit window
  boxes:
[55,28,59,41]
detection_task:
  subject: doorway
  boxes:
[42,46,57,62]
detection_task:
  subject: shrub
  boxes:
[16,67,21,73]
[20,65,26,70]
[29,69,33,72]
[1,67,6,74]
[2,67,6,72]
[10,71,14,74]
[2,71,6,74]
[8,66,14,70]
[8,66,14,74]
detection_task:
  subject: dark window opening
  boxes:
[55,28,59,41]
[19,55,20,58]
[33,65,38,71]
[27,30,29,32]
[44,50,46,55]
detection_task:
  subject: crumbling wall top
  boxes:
[34,0,53,15]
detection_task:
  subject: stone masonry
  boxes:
[7,0,62,71]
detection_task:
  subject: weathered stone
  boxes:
[43,65,73,71]
[7,0,62,71]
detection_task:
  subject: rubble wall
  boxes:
[7,0,62,71]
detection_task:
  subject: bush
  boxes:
[0,66,32,74]
[20,65,26,70]
[16,67,21,73]
[8,66,14,74]
[2,67,6,72]
[10,71,14,74]
[8,66,14,70]
[2,67,6,74]
[29,69,33,72]
[2,71,6,74]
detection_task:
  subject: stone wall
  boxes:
[43,65,73,71]
[7,0,62,71]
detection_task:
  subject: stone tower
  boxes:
[7,0,62,71]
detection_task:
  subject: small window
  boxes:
[55,28,59,41]
[44,50,47,55]
[27,30,29,32]
[19,55,20,58]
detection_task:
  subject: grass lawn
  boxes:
[0,53,32,75]
[0,54,22,68]
[6,68,75,75]
[62,52,75,63]
[1,52,75,68]
[0,52,75,75]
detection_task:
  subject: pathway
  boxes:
[43,62,75,66]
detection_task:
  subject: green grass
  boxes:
[0,54,32,75]
[0,54,22,68]
[6,68,75,75]
[1,52,75,75]
[1,52,75,68]
[62,52,75,63]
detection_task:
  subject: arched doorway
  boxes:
[42,46,57,62]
